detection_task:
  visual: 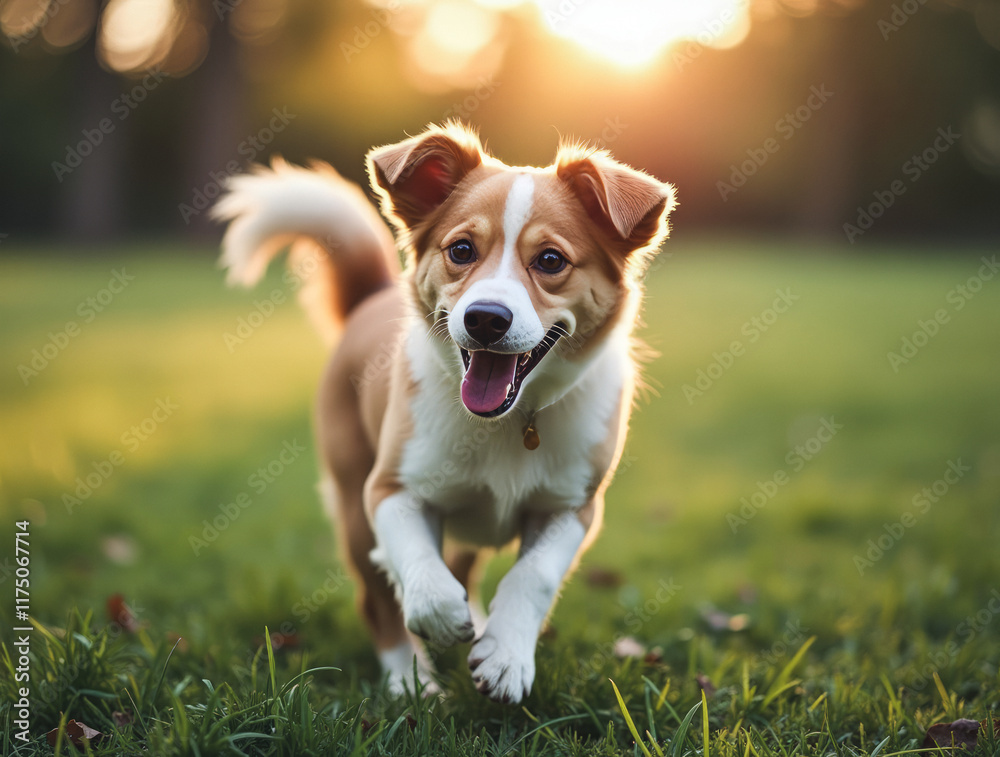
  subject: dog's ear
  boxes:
[367,122,484,232]
[556,144,676,263]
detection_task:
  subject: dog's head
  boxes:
[367,121,676,418]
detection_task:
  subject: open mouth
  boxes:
[459,323,564,417]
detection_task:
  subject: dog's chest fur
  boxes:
[397,325,627,546]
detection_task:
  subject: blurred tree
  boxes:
[0,0,997,243]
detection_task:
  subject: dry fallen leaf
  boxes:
[643,647,664,664]
[106,594,140,633]
[360,717,382,735]
[585,567,624,588]
[46,719,103,748]
[921,718,990,751]
[112,710,134,728]
[166,632,189,654]
[696,673,717,698]
[252,631,301,650]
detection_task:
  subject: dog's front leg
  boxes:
[468,510,586,704]
[372,492,475,647]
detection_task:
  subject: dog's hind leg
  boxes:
[445,547,487,637]
[320,475,437,696]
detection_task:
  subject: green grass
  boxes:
[1,240,999,755]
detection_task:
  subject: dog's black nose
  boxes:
[464,301,513,347]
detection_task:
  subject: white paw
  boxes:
[402,569,475,647]
[467,632,535,704]
[380,641,440,698]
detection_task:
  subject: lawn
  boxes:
[1,240,999,756]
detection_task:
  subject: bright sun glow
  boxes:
[531,0,750,68]
[99,0,178,72]
[408,0,501,89]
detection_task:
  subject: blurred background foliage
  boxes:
[1,0,999,244]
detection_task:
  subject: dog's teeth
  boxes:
[520,353,530,366]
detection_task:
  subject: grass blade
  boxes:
[610,679,652,757]
[670,701,702,757]
[762,636,815,708]
[702,689,710,757]
[869,734,892,757]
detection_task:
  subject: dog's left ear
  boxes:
[556,145,676,259]
[367,122,484,233]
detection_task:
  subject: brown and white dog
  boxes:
[213,122,675,704]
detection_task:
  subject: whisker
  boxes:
[430,320,451,339]
[547,324,581,351]
[425,308,450,322]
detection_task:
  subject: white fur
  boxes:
[448,279,543,353]
[212,160,389,286]
[498,173,535,278]
[370,314,629,702]
[469,511,586,701]
[399,322,627,542]
[211,160,394,341]
[379,640,439,697]
[372,492,475,646]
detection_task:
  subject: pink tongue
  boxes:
[461,351,518,414]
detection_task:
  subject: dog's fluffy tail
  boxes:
[212,157,399,344]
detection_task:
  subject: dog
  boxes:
[212,121,675,704]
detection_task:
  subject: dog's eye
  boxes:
[534,249,567,274]
[447,240,476,265]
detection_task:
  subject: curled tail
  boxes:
[212,157,399,344]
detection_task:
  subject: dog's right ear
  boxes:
[367,121,484,233]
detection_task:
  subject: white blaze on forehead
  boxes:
[497,173,535,277]
[449,171,544,351]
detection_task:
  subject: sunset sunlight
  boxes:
[531,0,750,68]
